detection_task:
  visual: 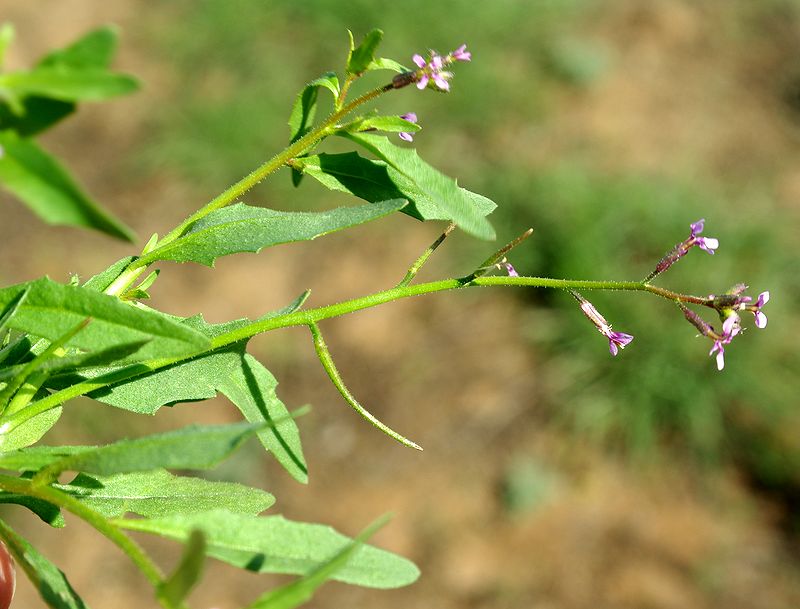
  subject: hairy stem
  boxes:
[0,275,701,433]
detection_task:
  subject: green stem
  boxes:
[396,222,455,287]
[139,83,394,262]
[309,322,421,450]
[0,474,165,589]
[0,275,701,434]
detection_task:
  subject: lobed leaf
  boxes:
[0,277,209,361]
[296,151,495,222]
[116,510,420,589]
[61,469,274,518]
[42,422,263,478]
[218,354,307,484]
[138,199,407,267]
[83,293,308,415]
[0,131,136,241]
[340,132,496,239]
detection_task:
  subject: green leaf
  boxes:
[350,115,421,134]
[246,516,389,609]
[0,285,29,336]
[339,133,496,239]
[81,256,136,292]
[0,26,122,136]
[62,469,274,518]
[0,521,89,609]
[0,340,149,383]
[296,152,495,223]
[157,529,206,608]
[39,26,119,69]
[43,422,263,478]
[366,57,408,73]
[139,199,407,267]
[0,278,209,361]
[346,29,384,75]
[116,510,420,589]
[218,354,307,484]
[0,67,138,102]
[288,72,339,144]
[0,491,63,526]
[0,407,62,452]
[84,293,309,414]
[0,131,136,241]
[0,23,14,67]
[0,445,91,472]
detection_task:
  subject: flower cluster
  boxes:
[411,44,471,92]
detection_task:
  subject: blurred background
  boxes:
[2,1,800,608]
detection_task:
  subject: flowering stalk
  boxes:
[645,219,719,282]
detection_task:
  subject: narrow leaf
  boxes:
[81,256,136,292]
[0,520,89,609]
[62,469,274,518]
[0,131,136,241]
[288,72,339,144]
[157,529,206,608]
[0,492,63,527]
[139,199,406,267]
[0,339,148,383]
[116,511,420,589]
[341,132,495,240]
[347,29,384,75]
[0,285,29,336]
[0,278,209,361]
[42,422,263,478]
[0,67,138,102]
[246,515,390,609]
[352,115,422,134]
[0,445,92,472]
[218,354,307,484]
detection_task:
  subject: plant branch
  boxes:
[0,275,703,433]
[309,321,421,450]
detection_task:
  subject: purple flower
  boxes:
[573,292,634,356]
[689,219,719,254]
[751,291,770,328]
[398,112,418,142]
[708,314,741,371]
[647,218,720,280]
[411,51,455,91]
[502,261,519,277]
[449,44,471,62]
